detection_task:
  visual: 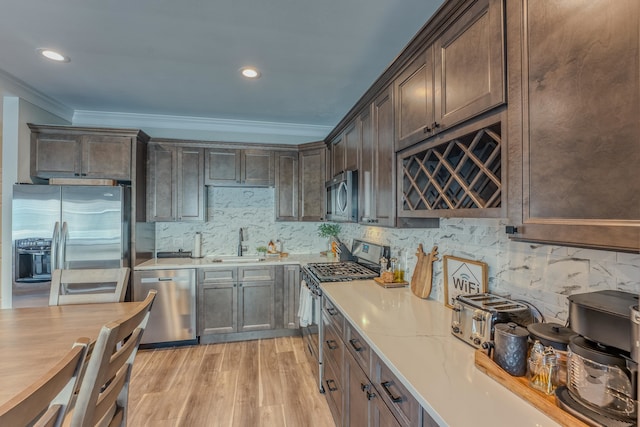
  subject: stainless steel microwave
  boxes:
[325,170,358,222]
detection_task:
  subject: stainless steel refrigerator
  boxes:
[12,184,130,294]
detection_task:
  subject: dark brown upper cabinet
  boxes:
[506,0,640,252]
[205,148,274,187]
[274,151,299,221]
[275,143,326,222]
[147,143,205,222]
[395,47,435,152]
[299,143,326,222]
[29,124,148,182]
[330,121,359,178]
[360,87,396,227]
[395,0,505,152]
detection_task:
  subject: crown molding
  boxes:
[0,69,73,121]
[72,110,332,143]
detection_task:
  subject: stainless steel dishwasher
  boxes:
[133,269,197,345]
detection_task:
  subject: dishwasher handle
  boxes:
[140,276,191,284]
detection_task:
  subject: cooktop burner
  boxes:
[305,261,378,282]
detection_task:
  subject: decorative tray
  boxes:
[474,349,589,427]
[373,277,408,288]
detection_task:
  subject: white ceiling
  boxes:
[0,0,443,139]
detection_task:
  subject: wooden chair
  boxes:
[49,267,130,306]
[69,290,156,427]
[0,337,90,427]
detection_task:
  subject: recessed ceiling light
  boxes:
[240,67,260,79]
[37,48,70,63]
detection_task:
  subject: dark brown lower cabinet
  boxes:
[345,349,400,427]
[322,303,428,427]
[371,352,422,427]
[198,266,275,337]
[323,352,344,426]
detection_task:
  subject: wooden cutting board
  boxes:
[410,245,438,299]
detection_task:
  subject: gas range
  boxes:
[302,239,389,287]
[304,261,378,283]
[299,239,389,393]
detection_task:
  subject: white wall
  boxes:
[0,97,68,308]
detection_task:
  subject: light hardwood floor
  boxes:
[128,336,335,427]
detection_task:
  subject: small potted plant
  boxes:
[317,223,341,256]
[256,246,267,257]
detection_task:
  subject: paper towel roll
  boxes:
[193,233,202,258]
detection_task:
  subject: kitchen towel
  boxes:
[298,280,313,327]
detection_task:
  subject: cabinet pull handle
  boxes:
[366,390,376,400]
[74,173,80,176]
[380,381,403,403]
[326,307,338,315]
[349,338,364,352]
[326,339,338,350]
[360,382,370,392]
[325,379,338,392]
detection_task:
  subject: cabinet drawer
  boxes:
[322,317,344,382]
[322,350,343,426]
[372,352,421,427]
[200,268,236,283]
[322,296,344,336]
[238,265,274,281]
[345,322,371,376]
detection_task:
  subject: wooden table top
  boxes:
[0,302,143,406]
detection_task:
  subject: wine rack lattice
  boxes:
[401,123,501,211]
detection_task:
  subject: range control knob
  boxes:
[452,326,460,334]
[473,337,481,346]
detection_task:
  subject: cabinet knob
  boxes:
[432,122,440,129]
[74,173,80,176]
[423,126,431,133]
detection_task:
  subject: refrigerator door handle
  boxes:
[51,222,60,271]
[59,222,69,269]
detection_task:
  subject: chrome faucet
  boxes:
[237,228,247,256]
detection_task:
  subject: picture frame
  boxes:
[443,255,488,308]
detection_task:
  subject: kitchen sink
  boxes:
[207,256,265,263]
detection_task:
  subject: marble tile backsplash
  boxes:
[155,187,328,256]
[155,187,640,323]
[338,219,640,323]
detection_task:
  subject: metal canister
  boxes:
[494,322,529,376]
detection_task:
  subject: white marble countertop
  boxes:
[134,253,337,270]
[321,281,561,427]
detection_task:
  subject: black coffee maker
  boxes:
[556,290,638,427]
